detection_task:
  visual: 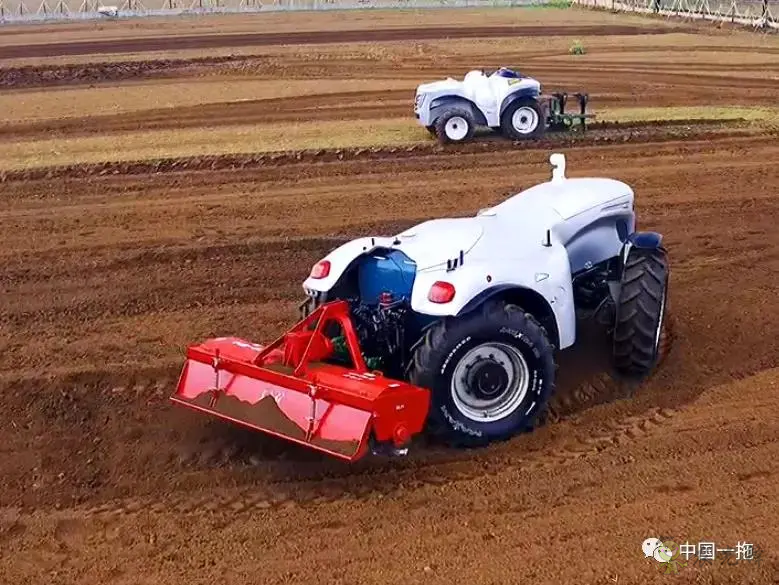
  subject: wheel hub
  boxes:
[444,116,469,141]
[512,106,539,134]
[465,359,510,399]
[450,342,531,423]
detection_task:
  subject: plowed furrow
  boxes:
[0,24,688,59]
[0,121,760,183]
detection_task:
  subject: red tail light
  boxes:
[310,260,331,279]
[428,281,455,303]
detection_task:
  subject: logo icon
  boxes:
[642,537,687,574]
[642,537,662,559]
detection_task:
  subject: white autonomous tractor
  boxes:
[414,67,593,144]
[289,153,670,455]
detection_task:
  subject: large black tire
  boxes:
[408,300,556,448]
[434,107,476,145]
[612,246,670,379]
[500,97,546,140]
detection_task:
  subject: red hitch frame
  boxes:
[171,300,430,461]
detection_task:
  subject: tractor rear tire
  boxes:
[500,97,545,140]
[408,300,556,448]
[612,246,670,379]
[434,107,476,145]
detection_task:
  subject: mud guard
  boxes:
[626,231,663,249]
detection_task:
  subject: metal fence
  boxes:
[0,0,551,23]
[0,0,774,29]
[573,0,777,29]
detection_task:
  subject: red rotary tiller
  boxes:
[171,300,430,461]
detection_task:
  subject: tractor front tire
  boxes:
[434,107,476,145]
[612,246,670,379]
[409,300,556,448]
[500,98,545,141]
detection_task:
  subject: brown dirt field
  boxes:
[1,8,778,585]
[0,24,691,59]
[0,7,691,49]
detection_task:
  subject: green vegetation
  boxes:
[569,39,586,54]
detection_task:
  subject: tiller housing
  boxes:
[171,300,430,461]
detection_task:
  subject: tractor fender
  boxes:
[621,230,664,266]
[428,96,488,127]
[499,88,542,118]
[301,236,396,294]
[409,254,576,350]
[456,284,562,349]
[626,231,663,249]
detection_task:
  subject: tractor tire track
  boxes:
[69,404,679,521]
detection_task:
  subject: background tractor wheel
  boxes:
[434,107,476,144]
[500,98,545,140]
[409,300,556,448]
[612,246,670,379]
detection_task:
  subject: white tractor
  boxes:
[414,67,593,144]
[294,153,670,452]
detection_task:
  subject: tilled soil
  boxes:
[1,12,778,585]
[0,24,690,60]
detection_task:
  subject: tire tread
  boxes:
[409,299,556,447]
[612,247,670,379]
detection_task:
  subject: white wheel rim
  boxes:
[444,116,469,141]
[512,106,539,134]
[450,342,530,423]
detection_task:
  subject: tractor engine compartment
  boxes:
[316,248,434,378]
[346,295,411,377]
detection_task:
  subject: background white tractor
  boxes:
[414,67,593,144]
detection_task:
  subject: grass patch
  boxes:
[569,39,586,54]
[0,118,427,171]
[0,105,775,171]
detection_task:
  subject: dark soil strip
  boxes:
[0,24,689,59]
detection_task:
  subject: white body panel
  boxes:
[409,238,577,349]
[303,155,635,351]
[414,69,541,128]
[392,218,484,269]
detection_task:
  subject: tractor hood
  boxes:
[416,78,462,94]
[391,217,483,271]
